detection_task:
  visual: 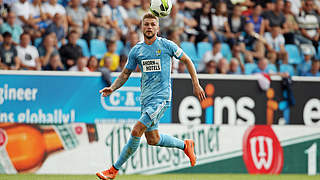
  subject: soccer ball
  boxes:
[150,0,172,18]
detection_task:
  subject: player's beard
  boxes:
[144,31,155,39]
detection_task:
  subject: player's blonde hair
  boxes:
[142,13,159,23]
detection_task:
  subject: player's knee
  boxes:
[147,138,159,146]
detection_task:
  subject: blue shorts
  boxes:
[138,99,170,132]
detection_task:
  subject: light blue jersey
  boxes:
[126,37,183,105]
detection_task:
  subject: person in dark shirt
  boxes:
[59,30,83,69]
[262,0,288,32]
[0,32,20,70]
[43,53,65,71]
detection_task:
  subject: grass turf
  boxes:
[0,174,319,180]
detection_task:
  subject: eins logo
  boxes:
[242,125,284,174]
[178,83,255,125]
[100,86,141,111]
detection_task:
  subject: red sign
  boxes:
[0,128,7,147]
[242,125,283,174]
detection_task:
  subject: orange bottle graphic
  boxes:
[0,123,98,173]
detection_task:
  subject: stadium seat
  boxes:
[280,64,295,76]
[77,39,90,57]
[285,44,302,65]
[180,41,199,64]
[197,42,212,60]
[221,43,232,61]
[244,63,257,74]
[116,40,124,55]
[266,64,277,73]
[90,39,107,59]
[34,38,42,47]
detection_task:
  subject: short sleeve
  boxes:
[102,5,111,17]
[165,39,183,60]
[125,47,137,70]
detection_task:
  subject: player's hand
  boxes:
[99,87,113,97]
[193,84,206,102]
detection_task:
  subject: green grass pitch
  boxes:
[0,174,319,180]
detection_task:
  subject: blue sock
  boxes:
[156,134,185,150]
[113,136,141,170]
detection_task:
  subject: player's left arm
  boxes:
[179,53,206,101]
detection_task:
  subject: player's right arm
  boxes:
[99,46,138,97]
[99,68,133,97]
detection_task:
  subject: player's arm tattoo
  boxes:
[111,68,133,91]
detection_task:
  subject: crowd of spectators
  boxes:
[0,0,319,77]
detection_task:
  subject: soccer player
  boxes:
[96,13,206,180]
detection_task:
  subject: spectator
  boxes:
[217,58,229,74]
[264,25,288,64]
[122,0,140,31]
[228,58,242,74]
[0,32,20,70]
[11,0,31,27]
[297,48,313,76]
[66,0,89,36]
[0,0,10,22]
[239,22,266,60]
[38,34,59,67]
[42,0,67,31]
[199,41,223,71]
[160,4,185,39]
[296,0,320,50]
[287,0,302,16]
[86,0,110,41]
[177,0,198,42]
[263,0,288,32]
[136,0,150,19]
[211,2,228,43]
[102,0,132,39]
[99,40,120,72]
[244,52,258,74]
[193,1,214,43]
[252,58,275,74]
[59,30,83,69]
[44,13,65,42]
[246,4,266,35]
[43,53,64,70]
[304,60,320,76]
[225,4,246,46]
[200,60,217,74]
[231,42,245,64]
[98,56,112,86]
[28,0,47,38]
[121,31,139,57]
[283,0,299,44]
[69,56,89,71]
[16,33,41,70]
[0,12,23,45]
[87,55,99,72]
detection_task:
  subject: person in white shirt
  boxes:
[199,41,223,71]
[69,56,90,72]
[11,0,31,27]
[16,33,41,70]
[42,0,67,31]
[264,25,288,64]
[102,0,131,38]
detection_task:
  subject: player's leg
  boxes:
[145,129,184,149]
[145,116,196,167]
[96,121,146,180]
